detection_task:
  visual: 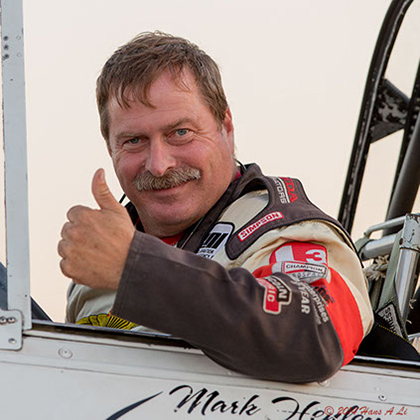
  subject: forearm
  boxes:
[112,232,344,383]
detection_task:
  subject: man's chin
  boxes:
[144,215,193,237]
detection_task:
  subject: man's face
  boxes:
[107,70,236,237]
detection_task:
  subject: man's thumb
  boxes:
[92,169,122,212]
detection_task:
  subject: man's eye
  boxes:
[176,129,189,136]
[129,137,140,144]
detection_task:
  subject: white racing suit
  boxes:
[67,163,373,383]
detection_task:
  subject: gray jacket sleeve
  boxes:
[112,231,344,383]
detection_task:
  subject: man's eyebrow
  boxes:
[163,117,195,131]
[113,117,196,140]
[114,131,145,141]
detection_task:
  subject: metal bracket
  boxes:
[399,214,420,252]
[0,309,22,350]
[370,79,409,143]
[357,215,405,261]
[395,213,420,320]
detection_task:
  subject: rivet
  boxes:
[8,338,16,345]
[378,394,387,401]
[7,317,16,324]
[0,317,6,324]
[58,348,73,359]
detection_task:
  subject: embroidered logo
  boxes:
[280,261,328,283]
[197,223,233,259]
[270,242,330,283]
[270,242,328,265]
[256,275,292,314]
[273,177,298,204]
[238,212,283,242]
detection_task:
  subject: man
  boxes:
[58,32,373,383]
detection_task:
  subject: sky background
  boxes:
[1,0,419,321]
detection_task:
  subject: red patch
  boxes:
[256,276,292,314]
[269,242,328,265]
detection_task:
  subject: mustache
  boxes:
[132,166,201,192]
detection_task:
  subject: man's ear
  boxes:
[222,108,235,152]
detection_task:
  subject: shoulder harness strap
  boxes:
[226,173,354,260]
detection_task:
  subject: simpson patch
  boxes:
[237,212,283,241]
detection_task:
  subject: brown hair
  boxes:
[96,31,228,141]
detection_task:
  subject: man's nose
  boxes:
[145,140,176,177]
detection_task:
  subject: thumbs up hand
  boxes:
[58,169,135,290]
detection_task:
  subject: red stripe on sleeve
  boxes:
[253,260,364,366]
[313,268,364,365]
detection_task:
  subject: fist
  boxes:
[58,169,135,290]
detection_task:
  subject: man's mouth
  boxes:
[132,166,201,192]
